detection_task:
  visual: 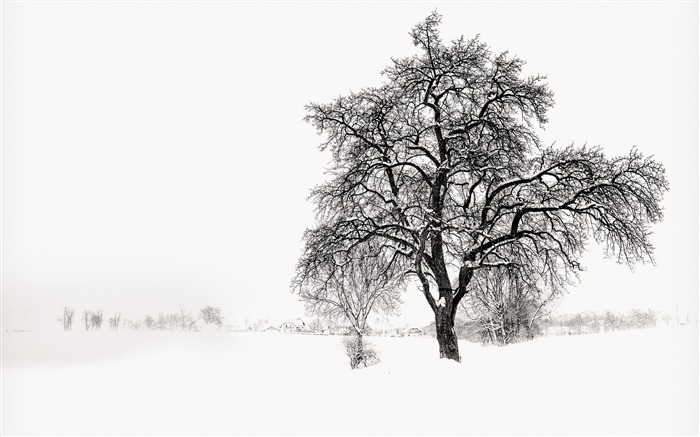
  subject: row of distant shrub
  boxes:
[420,308,679,345]
[59,306,223,332]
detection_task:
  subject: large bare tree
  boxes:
[298,13,668,361]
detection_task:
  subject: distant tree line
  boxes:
[422,308,665,344]
[536,309,659,335]
[58,306,224,332]
[600,309,659,332]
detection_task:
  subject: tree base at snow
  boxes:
[343,335,379,369]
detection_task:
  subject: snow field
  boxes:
[2,326,697,435]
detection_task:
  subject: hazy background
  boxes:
[2,1,698,331]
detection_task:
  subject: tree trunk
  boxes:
[356,334,364,367]
[435,307,460,361]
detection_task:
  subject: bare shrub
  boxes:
[343,334,379,369]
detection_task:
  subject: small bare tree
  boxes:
[144,315,154,330]
[661,312,671,327]
[295,243,403,368]
[200,306,224,327]
[178,307,197,331]
[308,317,324,333]
[165,313,178,330]
[60,307,75,331]
[82,310,91,331]
[152,313,166,330]
[108,313,121,330]
[90,310,104,331]
[252,318,268,331]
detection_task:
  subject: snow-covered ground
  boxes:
[2,326,698,435]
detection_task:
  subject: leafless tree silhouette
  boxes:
[175,307,198,331]
[82,310,91,331]
[60,307,75,331]
[298,12,668,361]
[165,313,177,330]
[90,310,104,331]
[462,268,555,344]
[295,243,403,367]
[296,244,403,336]
[108,313,121,330]
[200,306,224,327]
[251,318,268,331]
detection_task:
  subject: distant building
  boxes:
[279,322,303,333]
[402,327,423,337]
[263,325,280,332]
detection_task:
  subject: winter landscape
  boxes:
[3,2,698,436]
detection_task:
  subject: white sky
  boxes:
[2,1,698,331]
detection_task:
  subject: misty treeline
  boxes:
[423,307,667,344]
[58,306,224,332]
[538,308,662,336]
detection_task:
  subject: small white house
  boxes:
[402,327,423,337]
[279,322,302,333]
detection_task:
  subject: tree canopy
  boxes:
[295,12,668,361]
